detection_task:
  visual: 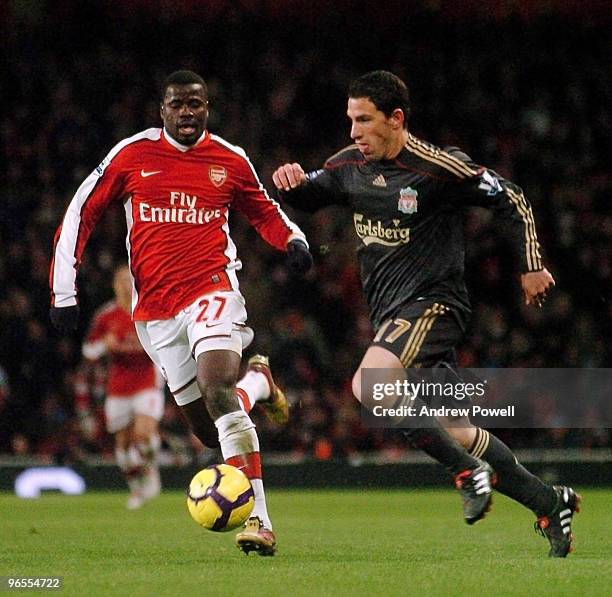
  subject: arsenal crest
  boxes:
[209,165,227,187]
[398,186,418,214]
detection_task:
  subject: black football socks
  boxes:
[470,428,558,516]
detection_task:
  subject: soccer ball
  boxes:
[187,464,254,532]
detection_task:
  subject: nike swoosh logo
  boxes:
[141,169,162,178]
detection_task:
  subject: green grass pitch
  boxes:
[2,489,611,596]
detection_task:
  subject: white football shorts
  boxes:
[135,290,254,407]
[105,388,165,434]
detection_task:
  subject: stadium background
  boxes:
[0,0,610,472]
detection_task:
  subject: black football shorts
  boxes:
[371,300,463,368]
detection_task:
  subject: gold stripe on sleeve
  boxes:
[406,134,479,179]
[506,188,542,271]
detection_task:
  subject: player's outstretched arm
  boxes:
[50,145,126,331]
[273,161,345,214]
[272,163,306,191]
[521,267,555,307]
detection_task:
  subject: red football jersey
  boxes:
[82,301,159,397]
[50,129,306,320]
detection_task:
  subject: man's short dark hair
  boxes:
[348,70,411,126]
[162,70,208,99]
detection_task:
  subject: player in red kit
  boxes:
[83,265,165,509]
[50,70,312,555]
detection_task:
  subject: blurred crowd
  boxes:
[0,1,610,463]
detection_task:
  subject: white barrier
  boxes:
[14,467,86,498]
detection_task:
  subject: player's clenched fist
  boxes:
[272,163,306,191]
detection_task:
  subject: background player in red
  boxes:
[83,264,164,509]
[50,70,312,555]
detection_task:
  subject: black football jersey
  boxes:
[281,134,543,330]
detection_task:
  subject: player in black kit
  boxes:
[273,70,580,556]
